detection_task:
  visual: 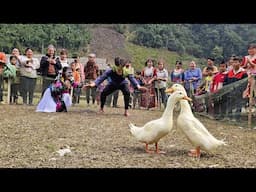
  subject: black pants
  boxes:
[10,82,20,103]
[73,87,81,104]
[42,77,55,97]
[101,83,130,110]
[132,91,141,108]
[20,76,36,105]
[0,74,3,101]
[155,87,167,108]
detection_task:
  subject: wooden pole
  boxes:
[248,75,255,129]
[70,87,74,104]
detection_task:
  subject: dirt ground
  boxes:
[1,100,256,168]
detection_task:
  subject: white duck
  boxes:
[129,91,191,154]
[166,84,226,158]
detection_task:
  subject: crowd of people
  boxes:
[0,43,255,120]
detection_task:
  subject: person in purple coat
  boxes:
[86,57,145,116]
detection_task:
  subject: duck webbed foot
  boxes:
[188,147,201,158]
[155,143,166,154]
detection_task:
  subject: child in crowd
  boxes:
[9,56,20,104]
[211,61,227,120]
[133,70,144,109]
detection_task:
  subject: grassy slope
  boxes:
[125,42,203,72]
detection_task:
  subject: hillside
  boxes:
[88,27,201,71]
[0,24,254,62]
[88,27,131,63]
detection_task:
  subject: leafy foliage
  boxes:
[0,24,90,55]
[130,24,256,62]
[1,24,256,64]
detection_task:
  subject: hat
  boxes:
[0,52,7,64]
[88,53,96,58]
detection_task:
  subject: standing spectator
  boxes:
[241,44,256,73]
[0,52,7,104]
[10,48,23,68]
[71,55,83,104]
[9,56,20,104]
[20,48,40,105]
[170,60,184,84]
[196,66,214,115]
[211,61,228,120]
[72,54,85,83]
[132,70,144,109]
[240,44,256,102]
[155,59,168,108]
[84,53,99,106]
[40,45,62,96]
[211,61,227,92]
[71,61,81,104]
[223,56,248,121]
[196,66,214,95]
[202,57,218,77]
[140,58,157,109]
[184,61,202,97]
[227,55,236,71]
[59,49,69,69]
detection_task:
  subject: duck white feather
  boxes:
[129,91,189,153]
[167,84,226,157]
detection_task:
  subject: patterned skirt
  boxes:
[140,78,156,109]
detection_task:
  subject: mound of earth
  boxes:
[89,27,131,63]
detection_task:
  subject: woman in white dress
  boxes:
[36,67,74,112]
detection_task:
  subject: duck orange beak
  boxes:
[182,96,192,101]
[165,88,174,93]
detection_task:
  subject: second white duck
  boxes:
[166,84,227,158]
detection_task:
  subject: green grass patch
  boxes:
[125,42,203,71]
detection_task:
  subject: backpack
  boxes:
[3,63,17,79]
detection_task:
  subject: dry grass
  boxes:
[1,101,256,168]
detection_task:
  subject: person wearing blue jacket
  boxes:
[86,57,144,116]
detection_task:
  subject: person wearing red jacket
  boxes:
[223,56,248,122]
[210,61,227,120]
[0,52,7,104]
